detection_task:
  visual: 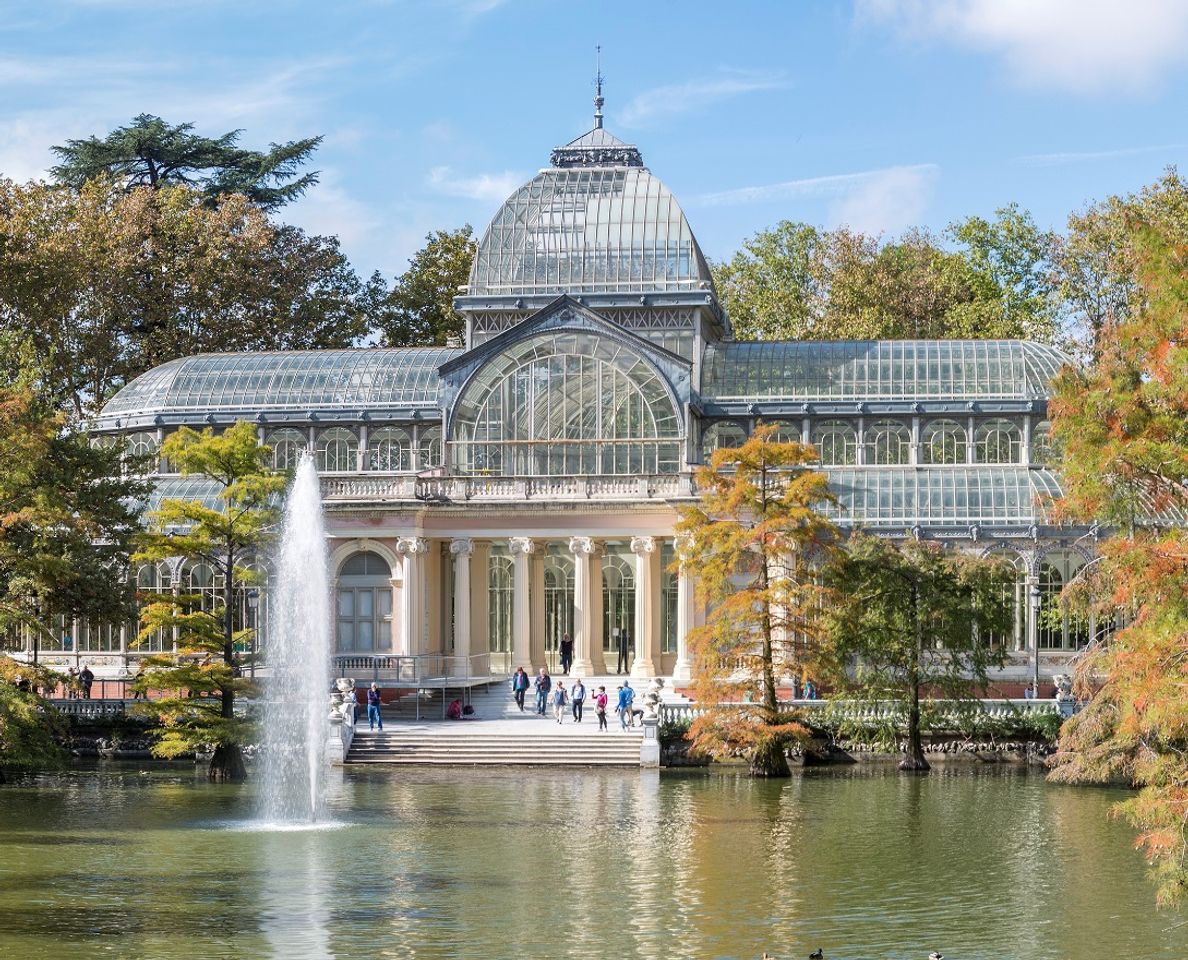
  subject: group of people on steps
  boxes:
[510,666,639,731]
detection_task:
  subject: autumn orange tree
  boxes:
[676,424,837,777]
[1045,219,1188,905]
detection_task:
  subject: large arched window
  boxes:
[452,332,682,476]
[866,419,911,465]
[335,551,392,653]
[1038,550,1090,650]
[132,563,173,653]
[123,431,160,473]
[1032,420,1054,466]
[810,420,858,466]
[265,429,308,471]
[602,551,635,657]
[976,419,1022,464]
[316,428,358,472]
[921,419,967,465]
[982,550,1026,651]
[544,551,575,670]
[489,552,513,670]
[368,427,413,472]
[418,426,443,470]
[702,421,747,460]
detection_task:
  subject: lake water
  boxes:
[0,764,1184,959]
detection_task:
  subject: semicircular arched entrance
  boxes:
[449,330,683,476]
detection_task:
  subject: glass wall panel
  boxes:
[368,427,413,471]
[811,420,858,466]
[921,419,967,465]
[866,419,911,465]
[976,419,1023,464]
[316,428,358,472]
[265,429,308,471]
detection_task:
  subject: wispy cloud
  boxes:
[690,163,939,237]
[618,69,787,127]
[857,0,1188,93]
[1017,143,1188,166]
[427,165,524,201]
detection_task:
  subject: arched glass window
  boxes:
[982,551,1026,651]
[765,420,801,444]
[489,552,513,669]
[810,420,858,466]
[1032,420,1054,466]
[602,551,635,657]
[265,429,308,471]
[661,540,678,655]
[132,562,172,653]
[921,419,967,465]
[368,427,413,472]
[1038,551,1090,650]
[866,419,911,465]
[336,551,392,653]
[316,428,358,472]
[123,431,160,473]
[452,331,682,477]
[543,552,575,670]
[418,426,443,470]
[702,421,747,460]
[976,419,1022,464]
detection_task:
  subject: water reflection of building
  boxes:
[59,98,1103,690]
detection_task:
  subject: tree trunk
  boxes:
[208,742,247,782]
[750,730,791,778]
[900,583,931,772]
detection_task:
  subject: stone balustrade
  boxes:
[657,698,1063,727]
[320,473,693,504]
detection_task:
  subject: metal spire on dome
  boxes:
[593,45,604,129]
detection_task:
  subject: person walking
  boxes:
[367,682,384,731]
[559,632,574,675]
[535,668,552,716]
[511,666,530,711]
[570,678,586,723]
[616,682,635,731]
[616,628,631,674]
[552,681,568,724]
[594,685,609,731]
[78,664,94,700]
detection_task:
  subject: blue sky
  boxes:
[3,0,1188,278]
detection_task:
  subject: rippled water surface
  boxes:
[0,764,1185,959]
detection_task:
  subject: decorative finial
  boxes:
[593,45,604,129]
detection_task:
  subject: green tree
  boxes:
[133,421,285,782]
[676,424,838,777]
[1054,168,1188,360]
[0,337,147,658]
[821,534,1012,771]
[0,656,65,784]
[51,114,321,210]
[374,226,477,346]
[1046,219,1188,906]
[0,178,368,418]
[713,209,1059,343]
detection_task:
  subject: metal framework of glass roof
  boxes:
[702,340,1070,402]
[824,467,1064,527]
[468,166,714,297]
[100,349,461,419]
[142,476,228,515]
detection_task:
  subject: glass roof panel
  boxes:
[702,340,1070,401]
[469,167,714,296]
[101,348,461,418]
[823,467,1063,526]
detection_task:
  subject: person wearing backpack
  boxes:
[616,682,635,731]
[594,686,609,731]
[551,681,568,724]
[570,678,586,723]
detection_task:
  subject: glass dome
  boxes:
[702,340,1070,402]
[100,348,460,420]
[468,133,714,297]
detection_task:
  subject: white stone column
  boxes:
[450,539,473,677]
[630,536,657,678]
[509,537,535,673]
[672,535,695,684]
[569,537,600,677]
[397,537,428,656]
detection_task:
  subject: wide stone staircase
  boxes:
[346,728,643,766]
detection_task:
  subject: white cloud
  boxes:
[858,0,1188,92]
[828,164,937,235]
[427,165,524,201]
[618,70,788,127]
[1017,143,1188,166]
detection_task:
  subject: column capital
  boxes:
[674,532,694,560]
[568,536,601,557]
[629,535,656,556]
[396,536,429,555]
[508,536,536,555]
[449,538,474,557]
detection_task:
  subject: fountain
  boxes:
[258,452,332,823]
